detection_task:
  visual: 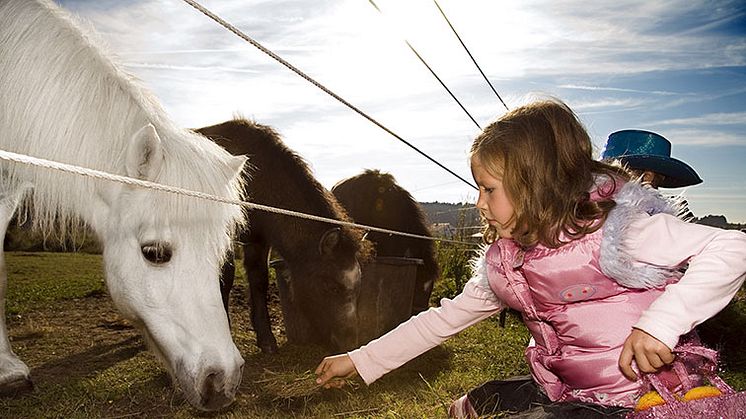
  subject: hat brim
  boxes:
[618,155,702,188]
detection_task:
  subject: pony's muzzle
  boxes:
[199,370,232,411]
[182,353,244,411]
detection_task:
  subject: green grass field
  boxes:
[0,251,744,418]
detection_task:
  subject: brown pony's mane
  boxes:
[198,117,371,263]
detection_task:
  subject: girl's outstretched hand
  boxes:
[619,328,675,381]
[315,354,358,388]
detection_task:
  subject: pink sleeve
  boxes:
[627,213,746,349]
[348,276,504,385]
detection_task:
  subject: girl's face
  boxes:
[471,156,515,239]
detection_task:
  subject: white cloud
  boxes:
[653,129,746,146]
[656,112,746,126]
[570,98,652,113]
[559,84,681,96]
[125,62,263,74]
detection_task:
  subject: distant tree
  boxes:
[697,215,728,228]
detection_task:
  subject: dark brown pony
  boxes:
[197,118,368,354]
[332,170,439,314]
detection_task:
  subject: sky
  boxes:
[57,0,746,223]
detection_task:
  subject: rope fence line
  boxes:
[181,0,478,191]
[0,149,480,247]
[433,0,510,111]
[368,0,482,130]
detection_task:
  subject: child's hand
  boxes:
[619,328,674,381]
[315,354,358,388]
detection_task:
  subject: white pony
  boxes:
[0,0,247,411]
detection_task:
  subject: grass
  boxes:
[4,252,105,315]
[0,250,744,418]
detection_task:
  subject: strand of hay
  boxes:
[255,369,358,400]
[332,407,383,417]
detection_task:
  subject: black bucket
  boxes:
[356,257,422,344]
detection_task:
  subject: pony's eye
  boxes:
[141,242,173,265]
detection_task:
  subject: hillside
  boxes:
[420,202,480,226]
[419,202,746,236]
[695,214,746,230]
[419,202,481,238]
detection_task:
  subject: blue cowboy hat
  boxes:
[602,129,702,188]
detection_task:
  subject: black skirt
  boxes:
[466,375,631,418]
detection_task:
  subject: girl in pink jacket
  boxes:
[315,99,746,418]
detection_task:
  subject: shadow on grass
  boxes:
[29,336,145,386]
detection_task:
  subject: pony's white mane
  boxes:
[0,0,245,257]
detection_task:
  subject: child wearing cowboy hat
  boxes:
[601,130,702,189]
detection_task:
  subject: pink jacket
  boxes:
[349,183,746,408]
[488,229,663,406]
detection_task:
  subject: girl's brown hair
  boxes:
[471,98,629,247]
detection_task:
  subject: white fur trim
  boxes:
[599,181,683,289]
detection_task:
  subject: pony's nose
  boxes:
[197,352,243,411]
[199,370,233,411]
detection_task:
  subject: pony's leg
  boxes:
[243,241,276,353]
[219,249,236,322]
[0,188,33,394]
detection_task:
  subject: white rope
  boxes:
[0,149,479,247]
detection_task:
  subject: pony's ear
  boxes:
[227,155,248,179]
[229,155,248,173]
[126,124,164,180]
[319,228,341,256]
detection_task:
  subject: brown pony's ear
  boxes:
[319,228,341,256]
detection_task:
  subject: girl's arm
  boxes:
[627,213,746,349]
[317,273,503,386]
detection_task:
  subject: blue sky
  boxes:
[59,0,746,222]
